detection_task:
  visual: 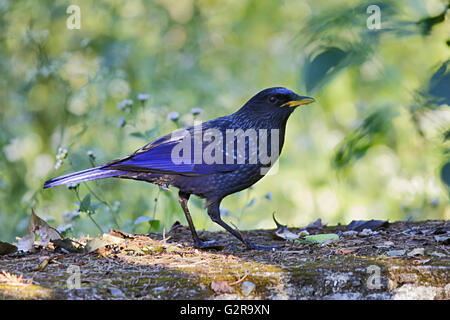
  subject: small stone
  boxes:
[358,229,374,237]
[110,288,125,297]
[407,248,425,257]
[376,241,395,249]
[386,249,406,257]
[241,281,256,296]
[430,251,446,258]
[434,235,450,244]
[342,231,358,237]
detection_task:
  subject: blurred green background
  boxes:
[0,0,449,242]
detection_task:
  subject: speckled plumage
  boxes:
[44,87,314,250]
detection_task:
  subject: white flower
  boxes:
[137,93,150,101]
[190,107,202,116]
[168,111,180,121]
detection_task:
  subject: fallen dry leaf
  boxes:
[273,213,303,240]
[346,220,389,232]
[52,238,84,253]
[407,248,425,257]
[306,218,327,230]
[34,256,52,272]
[16,209,62,252]
[16,233,35,252]
[0,241,17,255]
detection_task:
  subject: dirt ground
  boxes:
[0,220,449,300]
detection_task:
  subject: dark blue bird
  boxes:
[44,87,314,250]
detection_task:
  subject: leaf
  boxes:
[346,220,389,232]
[79,194,91,212]
[89,202,102,212]
[52,239,84,253]
[142,246,164,254]
[130,131,145,139]
[85,234,124,253]
[272,213,301,240]
[148,219,160,231]
[85,237,110,253]
[130,129,158,140]
[275,227,301,241]
[333,107,397,169]
[211,280,235,294]
[434,235,450,244]
[134,216,152,225]
[34,256,52,272]
[417,4,449,35]
[16,234,35,252]
[386,249,406,257]
[168,221,183,234]
[306,218,327,230]
[428,60,450,105]
[134,216,160,231]
[36,223,62,247]
[16,209,62,252]
[303,233,339,244]
[303,47,348,93]
[165,246,179,253]
[441,162,450,188]
[102,234,125,245]
[109,229,135,239]
[407,248,425,257]
[0,241,17,255]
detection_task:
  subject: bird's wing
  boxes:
[104,124,240,175]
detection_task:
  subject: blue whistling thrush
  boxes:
[44,87,315,250]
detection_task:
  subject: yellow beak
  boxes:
[280,96,315,108]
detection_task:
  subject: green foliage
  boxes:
[0,0,449,242]
[333,106,397,169]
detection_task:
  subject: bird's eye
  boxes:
[268,95,277,104]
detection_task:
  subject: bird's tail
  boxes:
[43,166,124,189]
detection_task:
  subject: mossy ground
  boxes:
[0,220,448,299]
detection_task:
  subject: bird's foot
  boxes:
[244,240,285,251]
[192,239,225,250]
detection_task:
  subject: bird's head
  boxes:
[238,87,315,122]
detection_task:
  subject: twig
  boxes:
[229,270,250,286]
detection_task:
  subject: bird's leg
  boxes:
[207,201,284,251]
[178,192,221,249]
